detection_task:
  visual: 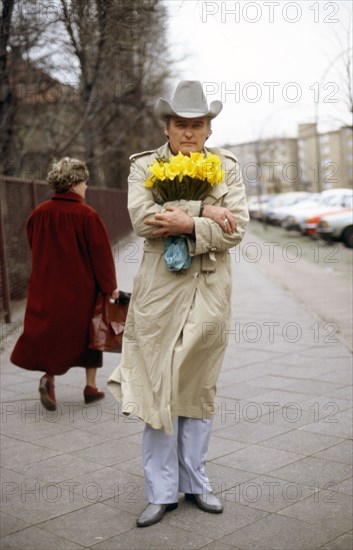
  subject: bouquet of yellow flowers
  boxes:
[145,151,225,272]
[145,151,225,204]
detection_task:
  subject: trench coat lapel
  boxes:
[203,181,229,203]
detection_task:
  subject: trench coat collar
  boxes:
[155,142,229,203]
[52,191,83,202]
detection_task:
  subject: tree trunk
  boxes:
[0,0,15,175]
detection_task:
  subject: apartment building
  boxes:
[297,123,353,191]
[320,126,353,189]
[227,137,299,195]
[227,123,352,194]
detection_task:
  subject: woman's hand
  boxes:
[144,206,194,237]
[111,288,120,300]
[202,204,236,235]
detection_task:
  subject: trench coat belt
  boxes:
[143,239,217,273]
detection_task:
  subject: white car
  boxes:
[247,194,271,219]
[317,210,353,248]
[260,192,309,223]
[283,189,353,232]
[266,192,313,225]
[280,194,322,229]
[300,191,353,235]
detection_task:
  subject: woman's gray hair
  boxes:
[47,157,89,193]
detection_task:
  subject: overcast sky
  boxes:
[165,0,352,147]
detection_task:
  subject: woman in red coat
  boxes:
[11,157,119,411]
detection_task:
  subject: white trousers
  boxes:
[142,416,213,504]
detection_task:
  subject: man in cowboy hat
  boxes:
[108,80,249,527]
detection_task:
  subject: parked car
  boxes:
[317,210,353,248]
[301,192,353,236]
[266,192,313,225]
[259,192,309,223]
[280,194,321,229]
[247,195,271,219]
[283,188,353,233]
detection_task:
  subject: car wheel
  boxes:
[342,226,353,248]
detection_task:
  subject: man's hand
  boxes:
[144,206,194,237]
[202,204,236,235]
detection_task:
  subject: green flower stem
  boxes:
[152,177,213,203]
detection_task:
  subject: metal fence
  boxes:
[0,177,132,322]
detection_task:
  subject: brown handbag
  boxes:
[89,291,131,353]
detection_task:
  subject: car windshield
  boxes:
[270,194,307,207]
[290,194,321,208]
[321,193,346,206]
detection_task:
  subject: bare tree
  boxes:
[1,0,70,177]
[321,3,353,130]
[0,0,15,174]
[58,0,171,186]
[1,0,171,186]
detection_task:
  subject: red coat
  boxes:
[11,192,117,375]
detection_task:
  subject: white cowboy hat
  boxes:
[154,80,223,120]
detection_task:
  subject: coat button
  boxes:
[193,272,200,279]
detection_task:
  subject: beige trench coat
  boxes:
[108,142,249,434]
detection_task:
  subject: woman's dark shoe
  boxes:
[39,375,56,411]
[136,502,178,527]
[83,385,105,404]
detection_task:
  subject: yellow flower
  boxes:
[208,169,224,185]
[182,156,197,178]
[198,153,225,184]
[166,153,185,180]
[145,176,155,188]
[144,151,224,194]
[189,152,204,163]
[148,159,166,180]
[164,162,181,180]
[206,152,222,166]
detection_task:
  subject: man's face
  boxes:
[165,117,211,156]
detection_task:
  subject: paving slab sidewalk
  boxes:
[0,229,352,550]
